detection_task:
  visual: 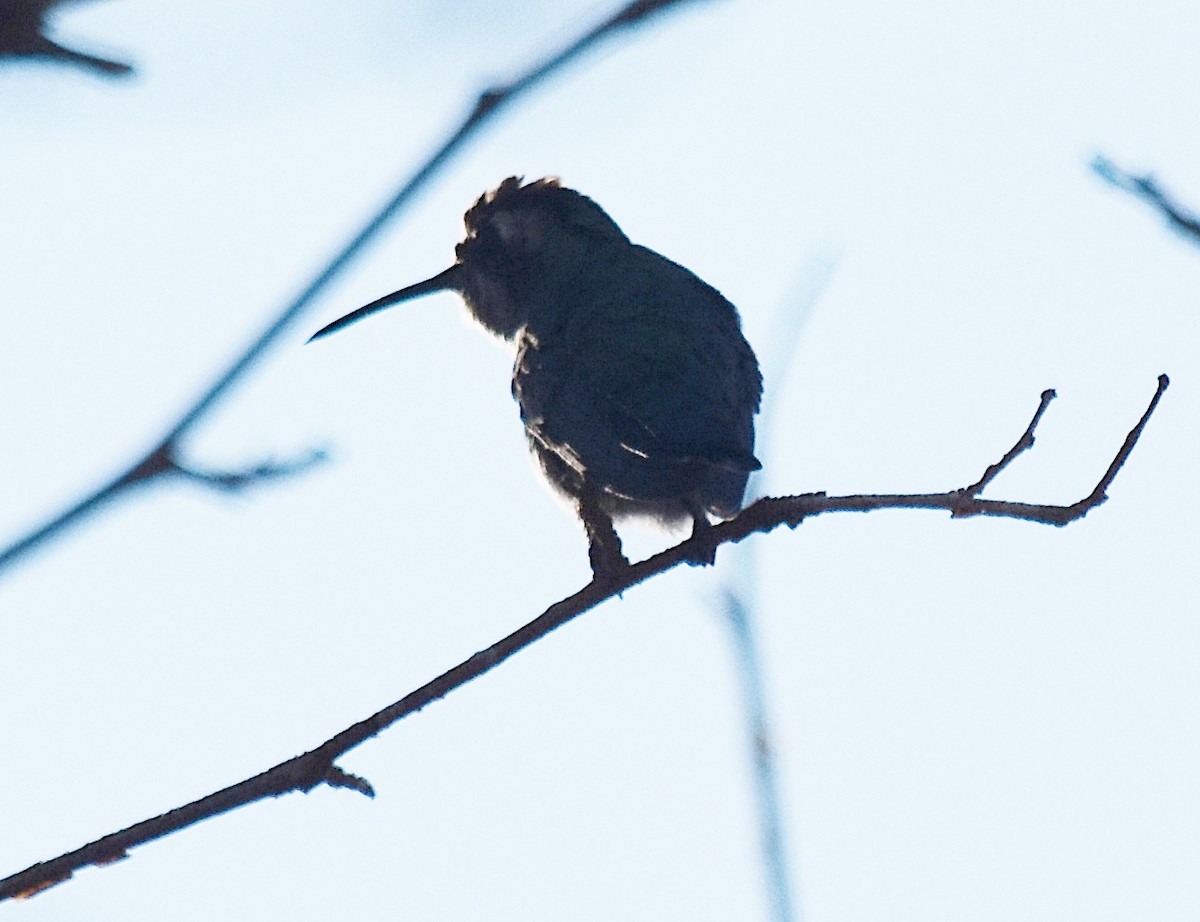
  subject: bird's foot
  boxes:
[682,514,718,567]
[578,494,630,583]
[587,537,632,583]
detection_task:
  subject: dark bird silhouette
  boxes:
[312,177,762,578]
[0,0,133,77]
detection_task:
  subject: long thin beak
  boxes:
[307,264,462,343]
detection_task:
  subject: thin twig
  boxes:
[0,0,706,577]
[720,591,801,922]
[957,388,1056,501]
[1092,155,1200,242]
[0,377,1168,903]
[716,251,839,922]
[171,449,330,493]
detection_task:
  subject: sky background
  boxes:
[2,0,1198,919]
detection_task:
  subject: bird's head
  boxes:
[309,177,628,343]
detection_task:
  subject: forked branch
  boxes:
[0,375,1168,903]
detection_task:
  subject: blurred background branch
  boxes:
[714,248,839,922]
[0,0,709,579]
[1092,154,1200,244]
[0,0,133,77]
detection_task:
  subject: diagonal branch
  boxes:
[1092,155,1200,243]
[958,388,1056,498]
[0,0,710,578]
[0,375,1168,903]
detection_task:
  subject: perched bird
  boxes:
[0,0,133,77]
[311,177,762,578]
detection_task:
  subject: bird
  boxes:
[310,177,762,579]
[0,0,133,78]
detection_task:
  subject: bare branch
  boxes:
[0,0,134,78]
[0,0,708,578]
[958,388,1056,499]
[0,377,1168,903]
[1062,371,1168,518]
[171,448,330,494]
[1092,155,1200,243]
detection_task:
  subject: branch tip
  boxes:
[957,386,1058,502]
[1086,371,1169,502]
[325,766,375,798]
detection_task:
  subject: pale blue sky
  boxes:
[2,1,1197,920]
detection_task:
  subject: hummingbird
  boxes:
[311,177,762,578]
